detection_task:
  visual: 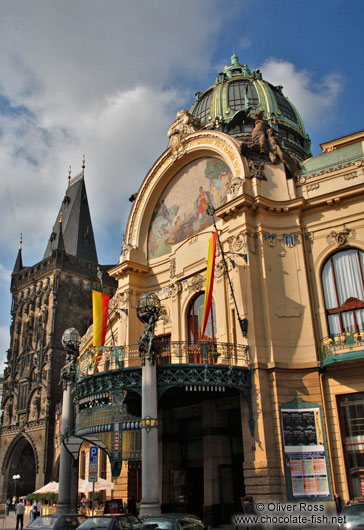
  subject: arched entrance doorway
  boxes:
[5,436,37,499]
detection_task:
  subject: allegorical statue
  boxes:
[137,293,161,365]
[167,109,201,146]
[267,128,300,177]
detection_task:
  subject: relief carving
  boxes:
[327,227,351,247]
[188,275,203,292]
[159,307,170,325]
[168,282,181,298]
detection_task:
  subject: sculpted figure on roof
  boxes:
[167,109,201,146]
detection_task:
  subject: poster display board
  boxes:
[280,399,332,500]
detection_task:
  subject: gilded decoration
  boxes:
[148,157,233,259]
[126,132,243,251]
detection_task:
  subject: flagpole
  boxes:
[206,203,248,338]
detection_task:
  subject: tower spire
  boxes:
[68,165,72,188]
[13,234,23,273]
[82,155,85,177]
[43,166,98,262]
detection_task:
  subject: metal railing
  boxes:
[320,331,364,360]
[77,341,250,379]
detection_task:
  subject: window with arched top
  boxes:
[188,293,216,342]
[322,248,364,334]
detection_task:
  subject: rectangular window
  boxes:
[337,392,364,499]
[99,450,107,479]
[18,382,28,411]
[80,451,86,480]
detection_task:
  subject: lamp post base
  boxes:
[138,499,161,517]
[56,502,72,515]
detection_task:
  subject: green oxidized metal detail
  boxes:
[190,54,311,160]
[299,142,363,180]
[74,363,255,436]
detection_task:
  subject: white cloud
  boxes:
[259,58,343,130]
[0,0,228,265]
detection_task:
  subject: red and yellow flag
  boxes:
[200,231,217,338]
[92,290,110,347]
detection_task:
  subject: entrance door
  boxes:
[187,467,204,518]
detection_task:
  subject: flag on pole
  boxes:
[92,290,110,347]
[200,231,217,338]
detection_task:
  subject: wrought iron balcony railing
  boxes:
[320,331,364,363]
[77,341,250,379]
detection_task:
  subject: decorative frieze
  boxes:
[344,171,358,180]
[305,182,320,191]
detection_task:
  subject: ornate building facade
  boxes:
[2,54,363,523]
[0,171,116,500]
[73,55,364,523]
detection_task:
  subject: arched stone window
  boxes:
[188,293,216,342]
[322,248,364,335]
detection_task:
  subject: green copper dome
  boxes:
[190,54,311,161]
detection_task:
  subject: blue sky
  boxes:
[0,0,363,371]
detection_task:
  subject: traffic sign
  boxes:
[89,446,98,463]
[89,462,97,473]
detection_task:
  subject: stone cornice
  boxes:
[108,261,149,280]
[216,193,305,220]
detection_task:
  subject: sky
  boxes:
[0,0,363,372]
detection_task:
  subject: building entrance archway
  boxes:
[5,436,37,499]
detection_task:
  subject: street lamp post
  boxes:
[56,328,80,515]
[13,474,20,498]
[136,293,161,516]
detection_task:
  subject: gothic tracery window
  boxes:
[322,248,364,335]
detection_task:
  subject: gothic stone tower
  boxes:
[0,172,116,500]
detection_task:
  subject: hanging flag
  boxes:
[92,290,110,347]
[200,231,217,338]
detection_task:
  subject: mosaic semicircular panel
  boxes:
[148,157,232,259]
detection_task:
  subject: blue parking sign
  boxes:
[89,446,98,463]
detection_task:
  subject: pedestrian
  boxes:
[31,499,41,521]
[126,496,137,516]
[15,498,25,530]
[6,498,11,516]
[80,496,88,515]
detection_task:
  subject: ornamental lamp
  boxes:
[136,292,161,324]
[61,328,81,351]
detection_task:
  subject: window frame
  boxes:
[187,292,216,343]
[322,248,364,335]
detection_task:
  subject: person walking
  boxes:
[31,499,41,522]
[15,498,25,530]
